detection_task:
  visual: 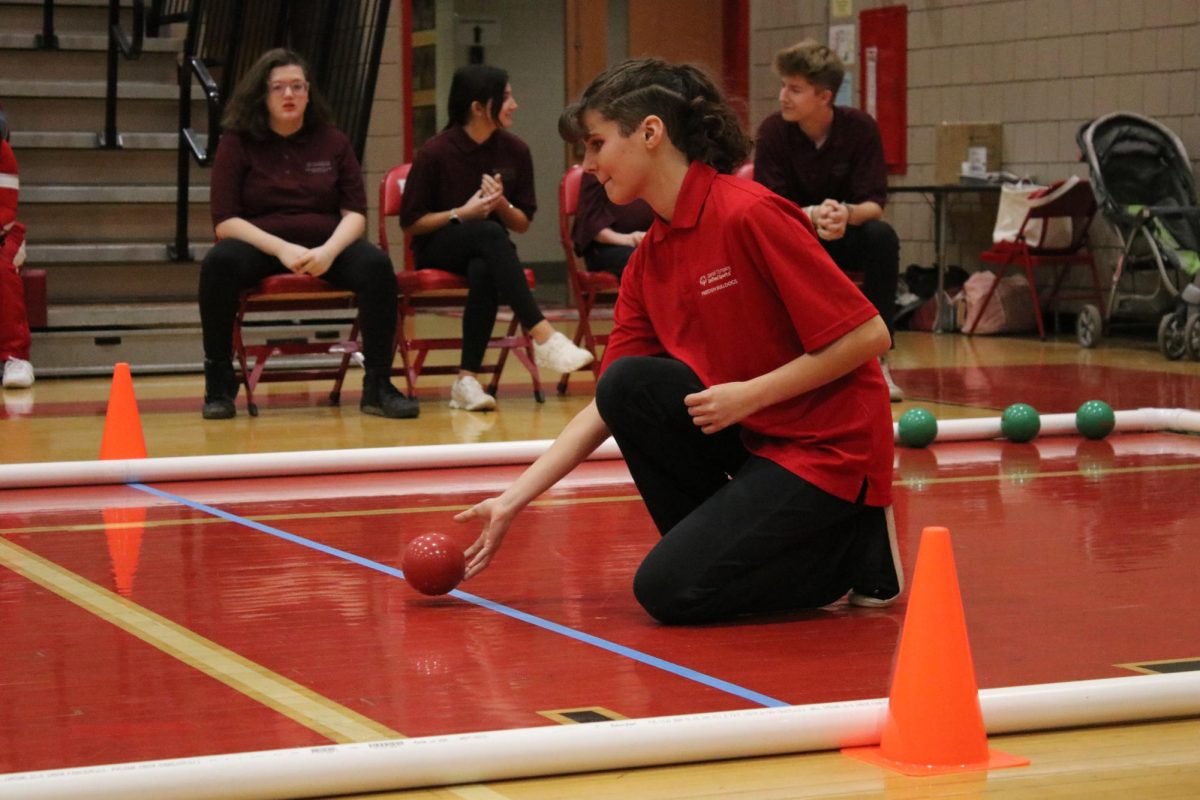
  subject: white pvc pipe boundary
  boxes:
[2,408,1198,490]
[0,439,623,490]
[4,672,1198,800]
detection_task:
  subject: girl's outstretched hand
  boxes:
[684,381,758,434]
[457,497,515,579]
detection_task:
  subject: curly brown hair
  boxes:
[221,48,334,140]
[559,58,751,175]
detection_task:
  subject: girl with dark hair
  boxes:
[455,59,901,624]
[198,48,417,420]
[399,64,593,412]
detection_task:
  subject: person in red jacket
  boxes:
[1,122,34,391]
[453,59,901,625]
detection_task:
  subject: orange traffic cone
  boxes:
[843,526,1029,775]
[99,362,147,460]
[102,506,144,597]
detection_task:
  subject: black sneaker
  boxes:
[202,358,238,420]
[361,373,420,419]
[847,506,903,607]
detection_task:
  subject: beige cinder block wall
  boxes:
[750,0,1200,285]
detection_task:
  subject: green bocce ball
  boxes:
[898,407,938,448]
[1000,403,1041,443]
[1076,400,1115,440]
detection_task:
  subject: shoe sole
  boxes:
[535,351,595,373]
[849,505,904,607]
[448,398,496,412]
[847,590,900,608]
[361,404,420,419]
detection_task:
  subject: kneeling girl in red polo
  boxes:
[455,58,900,624]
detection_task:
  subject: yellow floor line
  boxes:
[446,786,514,800]
[0,493,645,536]
[0,538,403,744]
[7,461,1200,538]
[898,460,1200,487]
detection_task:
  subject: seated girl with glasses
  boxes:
[198,48,417,420]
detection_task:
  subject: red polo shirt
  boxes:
[601,162,893,506]
[209,125,366,249]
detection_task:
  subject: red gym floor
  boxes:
[2,431,1198,776]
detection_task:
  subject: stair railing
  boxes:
[100,0,147,148]
[34,0,58,49]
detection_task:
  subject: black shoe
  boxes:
[361,373,419,419]
[847,506,903,608]
[202,358,238,420]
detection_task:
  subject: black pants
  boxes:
[820,219,900,337]
[415,220,545,373]
[199,238,398,373]
[595,356,883,624]
[582,242,633,283]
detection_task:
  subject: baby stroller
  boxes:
[1076,112,1200,357]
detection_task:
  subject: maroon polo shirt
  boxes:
[753,107,888,208]
[209,125,366,249]
[602,161,893,506]
[570,171,655,255]
[400,125,536,256]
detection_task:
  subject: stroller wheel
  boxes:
[1185,315,1200,360]
[1076,304,1103,348]
[1158,312,1188,360]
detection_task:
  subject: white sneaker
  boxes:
[449,375,497,411]
[533,331,594,373]
[2,358,34,389]
[879,357,903,402]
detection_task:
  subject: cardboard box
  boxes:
[935,123,1003,184]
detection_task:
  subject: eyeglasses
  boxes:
[268,81,309,96]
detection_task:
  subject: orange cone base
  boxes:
[841,744,1030,776]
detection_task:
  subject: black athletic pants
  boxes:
[198,238,398,373]
[594,355,883,625]
[582,242,633,283]
[820,219,900,337]
[414,220,545,373]
[199,237,398,376]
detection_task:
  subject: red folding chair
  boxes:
[970,177,1102,339]
[378,164,544,402]
[231,273,361,416]
[556,164,619,395]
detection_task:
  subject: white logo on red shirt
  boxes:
[699,265,738,296]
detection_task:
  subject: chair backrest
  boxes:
[735,162,754,181]
[1021,177,1098,253]
[558,164,584,272]
[378,162,412,253]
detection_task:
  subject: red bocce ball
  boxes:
[402,533,466,596]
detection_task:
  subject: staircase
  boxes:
[2,0,357,376]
